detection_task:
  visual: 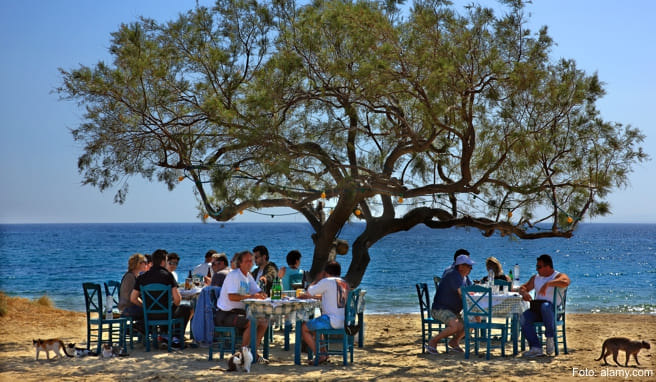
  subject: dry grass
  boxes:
[0,292,85,342]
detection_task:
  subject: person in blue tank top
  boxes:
[279,250,305,290]
[519,254,571,358]
[426,254,474,354]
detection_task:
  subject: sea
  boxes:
[0,222,654,315]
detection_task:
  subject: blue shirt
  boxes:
[432,267,469,314]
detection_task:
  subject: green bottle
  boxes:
[272,277,282,300]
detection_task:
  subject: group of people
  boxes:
[115,245,344,365]
[212,246,345,365]
[426,249,571,358]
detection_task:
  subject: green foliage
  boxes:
[57,0,648,283]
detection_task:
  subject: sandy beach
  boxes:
[0,294,654,382]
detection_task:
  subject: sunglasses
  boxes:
[168,261,178,266]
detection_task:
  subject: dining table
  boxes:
[243,297,321,364]
[465,291,529,355]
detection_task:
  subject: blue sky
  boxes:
[1,1,654,224]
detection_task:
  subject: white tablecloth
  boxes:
[244,298,321,321]
[467,293,528,317]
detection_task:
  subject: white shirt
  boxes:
[308,277,349,328]
[534,270,560,303]
[193,262,211,277]
[217,268,261,311]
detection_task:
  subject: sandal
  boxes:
[307,355,329,365]
[448,345,464,353]
[255,355,269,364]
[426,345,438,355]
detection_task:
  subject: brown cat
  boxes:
[595,337,651,366]
[33,338,74,360]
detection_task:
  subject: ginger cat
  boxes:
[595,337,650,367]
[33,338,74,360]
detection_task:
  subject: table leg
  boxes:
[358,312,364,348]
[294,318,302,365]
[511,313,518,355]
[250,316,257,355]
[263,320,270,359]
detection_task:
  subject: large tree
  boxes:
[58,0,647,286]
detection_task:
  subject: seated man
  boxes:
[214,250,269,363]
[426,254,474,354]
[130,248,192,347]
[300,261,349,365]
[519,254,571,358]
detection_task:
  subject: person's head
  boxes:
[324,261,341,277]
[211,252,229,271]
[205,249,218,263]
[152,249,168,267]
[455,254,474,275]
[252,245,269,266]
[536,254,554,276]
[485,256,503,276]
[235,250,254,274]
[453,248,470,262]
[144,254,152,271]
[166,252,180,272]
[286,250,302,269]
[128,253,146,273]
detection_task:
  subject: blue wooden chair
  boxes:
[208,288,241,360]
[310,288,362,365]
[522,287,568,355]
[140,283,185,352]
[461,284,508,360]
[415,282,448,353]
[103,280,135,349]
[82,282,129,355]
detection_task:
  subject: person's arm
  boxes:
[130,289,142,307]
[518,275,536,301]
[172,286,182,306]
[228,292,266,301]
[536,272,571,297]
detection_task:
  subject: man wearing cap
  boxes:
[207,252,230,287]
[426,254,474,354]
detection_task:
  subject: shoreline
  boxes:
[1,295,654,381]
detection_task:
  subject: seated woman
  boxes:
[119,253,147,320]
[477,256,512,284]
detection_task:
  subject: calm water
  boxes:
[0,223,654,314]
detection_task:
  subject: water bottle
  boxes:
[513,264,520,289]
[105,295,113,320]
[487,268,495,288]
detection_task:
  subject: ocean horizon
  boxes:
[1,222,654,315]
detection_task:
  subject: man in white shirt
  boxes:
[300,261,349,365]
[519,254,571,358]
[214,250,269,362]
[193,249,216,277]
